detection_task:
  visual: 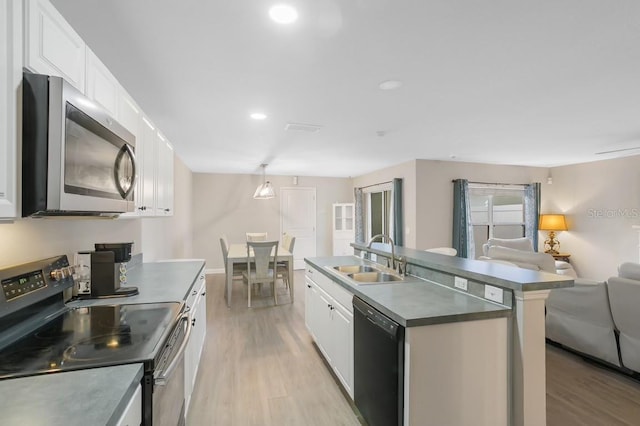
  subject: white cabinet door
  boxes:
[185,271,207,415]
[0,0,21,219]
[24,0,85,91]
[116,90,143,217]
[304,265,355,399]
[331,303,354,398]
[156,135,174,216]
[139,115,157,215]
[85,48,118,116]
[333,203,355,255]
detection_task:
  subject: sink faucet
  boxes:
[366,234,396,271]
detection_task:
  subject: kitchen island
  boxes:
[307,244,573,426]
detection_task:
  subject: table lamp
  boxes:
[539,214,568,254]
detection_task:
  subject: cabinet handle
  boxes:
[307,284,311,288]
[200,275,205,280]
[138,206,147,211]
[192,318,196,326]
[192,290,197,295]
[164,208,171,212]
[201,292,206,296]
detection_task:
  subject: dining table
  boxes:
[225,243,294,307]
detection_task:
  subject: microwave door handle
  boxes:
[154,312,192,386]
[114,144,137,199]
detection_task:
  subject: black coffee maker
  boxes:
[90,242,138,298]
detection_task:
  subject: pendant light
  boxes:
[253,164,276,199]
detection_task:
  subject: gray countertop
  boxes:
[306,256,512,327]
[68,259,205,307]
[351,243,574,292]
[0,363,143,426]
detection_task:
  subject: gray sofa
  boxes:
[546,262,640,374]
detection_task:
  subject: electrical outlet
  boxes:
[454,276,468,291]
[484,285,504,303]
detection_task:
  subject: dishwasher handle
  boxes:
[353,296,401,340]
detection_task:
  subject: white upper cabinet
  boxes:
[117,90,143,218]
[156,134,174,216]
[333,203,355,256]
[0,0,22,219]
[85,48,118,117]
[24,0,85,91]
[139,115,157,216]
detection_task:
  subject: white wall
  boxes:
[353,160,417,247]
[545,154,640,280]
[415,159,550,250]
[191,173,353,270]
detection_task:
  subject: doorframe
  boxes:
[279,187,317,270]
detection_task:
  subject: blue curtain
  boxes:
[452,179,475,258]
[393,178,404,246]
[524,182,541,251]
[354,187,365,243]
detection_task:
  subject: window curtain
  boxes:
[393,178,403,247]
[524,182,541,251]
[452,179,475,258]
[354,187,365,243]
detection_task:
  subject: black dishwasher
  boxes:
[353,296,405,426]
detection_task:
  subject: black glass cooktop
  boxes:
[0,303,182,379]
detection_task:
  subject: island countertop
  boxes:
[306,256,512,327]
[0,364,143,426]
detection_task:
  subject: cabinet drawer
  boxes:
[306,264,353,313]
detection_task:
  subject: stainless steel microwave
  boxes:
[22,72,137,218]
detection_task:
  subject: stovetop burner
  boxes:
[0,303,182,379]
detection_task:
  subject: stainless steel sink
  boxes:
[347,271,404,284]
[333,265,378,274]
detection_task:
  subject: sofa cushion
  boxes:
[486,237,534,252]
[485,245,556,273]
[618,262,640,281]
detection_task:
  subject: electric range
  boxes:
[0,255,190,426]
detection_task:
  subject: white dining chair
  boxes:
[277,235,296,299]
[246,232,268,242]
[243,240,279,307]
[220,236,246,281]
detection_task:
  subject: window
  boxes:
[364,183,394,242]
[469,184,525,258]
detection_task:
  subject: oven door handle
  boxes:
[154,312,192,386]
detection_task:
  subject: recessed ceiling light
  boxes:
[250,112,267,120]
[269,4,298,24]
[379,80,403,90]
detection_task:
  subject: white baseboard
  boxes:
[206,268,225,274]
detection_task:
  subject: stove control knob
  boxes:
[50,269,64,281]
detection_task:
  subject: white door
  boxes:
[280,187,316,270]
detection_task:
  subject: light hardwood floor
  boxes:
[187,271,640,425]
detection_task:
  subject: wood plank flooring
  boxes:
[186,271,362,426]
[187,271,640,425]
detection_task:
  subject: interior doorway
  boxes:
[280,187,316,269]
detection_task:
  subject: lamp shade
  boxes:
[539,214,567,231]
[253,181,275,199]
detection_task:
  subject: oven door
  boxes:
[152,312,191,426]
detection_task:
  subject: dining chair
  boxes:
[277,235,295,298]
[243,240,279,307]
[246,232,268,242]
[220,236,246,281]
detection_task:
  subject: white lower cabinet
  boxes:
[305,265,354,398]
[115,384,142,426]
[185,271,207,415]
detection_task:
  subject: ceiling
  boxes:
[50,0,640,177]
